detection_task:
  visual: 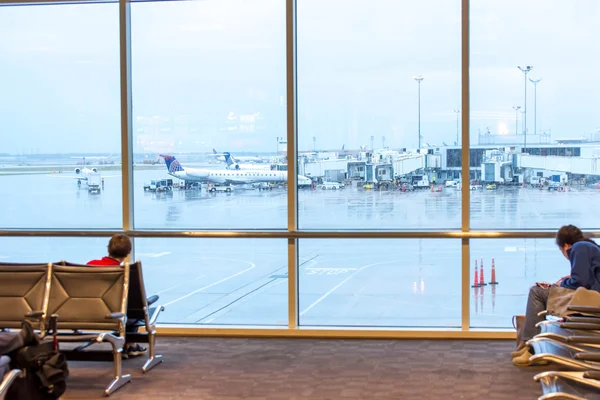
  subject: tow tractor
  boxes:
[143,179,173,192]
[87,173,102,194]
[207,183,234,193]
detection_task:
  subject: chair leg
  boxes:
[142,331,163,373]
[105,344,131,396]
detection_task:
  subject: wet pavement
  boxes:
[0,169,594,328]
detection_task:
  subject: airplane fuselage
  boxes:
[169,168,311,186]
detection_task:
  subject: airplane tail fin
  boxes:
[223,152,236,167]
[212,149,218,154]
[159,154,184,173]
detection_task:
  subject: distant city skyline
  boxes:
[1,0,599,154]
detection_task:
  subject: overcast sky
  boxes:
[0,0,598,154]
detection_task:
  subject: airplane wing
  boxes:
[49,175,88,180]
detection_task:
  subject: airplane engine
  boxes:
[91,168,98,173]
[74,168,82,174]
[233,163,241,170]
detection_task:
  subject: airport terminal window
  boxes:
[0,4,121,229]
[133,238,288,326]
[470,0,600,229]
[470,239,559,329]
[130,0,287,230]
[4,0,598,334]
[296,0,461,230]
[299,239,461,328]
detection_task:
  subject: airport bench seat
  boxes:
[60,260,165,373]
[0,263,53,335]
[535,371,600,400]
[538,320,600,337]
[528,337,600,371]
[48,264,131,396]
[123,260,164,373]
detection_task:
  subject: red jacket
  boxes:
[86,257,122,266]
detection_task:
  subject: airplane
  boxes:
[52,157,118,191]
[73,157,98,180]
[222,152,272,171]
[211,149,263,163]
[159,154,312,187]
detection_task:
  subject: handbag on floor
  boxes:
[512,315,526,350]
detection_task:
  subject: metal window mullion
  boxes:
[460,0,471,331]
[119,0,134,232]
[286,0,298,329]
[0,230,584,239]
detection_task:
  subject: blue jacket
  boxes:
[561,241,600,291]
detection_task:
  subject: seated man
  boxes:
[512,224,600,366]
[87,234,147,359]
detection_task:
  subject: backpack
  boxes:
[5,323,69,400]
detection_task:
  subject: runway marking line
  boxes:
[299,260,399,317]
[164,260,256,307]
[155,274,205,295]
[150,252,171,258]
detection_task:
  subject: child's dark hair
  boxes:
[556,225,599,248]
[107,234,132,259]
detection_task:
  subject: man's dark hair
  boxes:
[556,225,598,248]
[107,234,132,259]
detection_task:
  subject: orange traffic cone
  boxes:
[489,258,499,284]
[471,260,480,288]
[479,258,487,286]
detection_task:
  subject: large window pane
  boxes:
[470,239,561,328]
[299,239,461,327]
[0,4,121,229]
[131,0,287,230]
[470,0,600,229]
[0,237,114,264]
[297,0,461,229]
[134,238,287,326]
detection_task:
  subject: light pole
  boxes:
[312,136,316,152]
[453,109,460,145]
[521,110,525,133]
[513,106,521,136]
[529,78,542,136]
[382,136,386,149]
[370,135,374,151]
[414,75,424,150]
[518,65,533,150]
[276,136,279,155]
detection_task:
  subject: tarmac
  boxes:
[0,168,592,328]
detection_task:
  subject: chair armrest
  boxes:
[583,371,600,380]
[575,352,600,362]
[148,305,164,326]
[568,306,600,315]
[147,295,159,306]
[560,322,600,330]
[566,336,600,345]
[106,312,125,319]
[25,311,44,320]
[565,316,600,324]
